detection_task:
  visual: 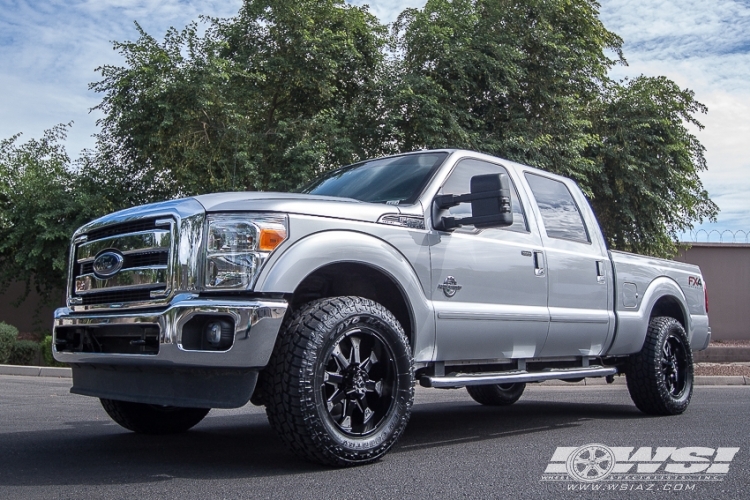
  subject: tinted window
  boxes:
[440,159,528,233]
[300,153,448,205]
[524,173,589,243]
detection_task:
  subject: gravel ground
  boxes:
[709,340,750,346]
[695,362,750,376]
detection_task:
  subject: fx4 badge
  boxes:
[438,276,462,297]
[688,276,703,287]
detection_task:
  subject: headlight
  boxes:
[204,214,287,290]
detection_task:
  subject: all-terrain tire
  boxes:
[100,399,210,434]
[264,296,414,466]
[466,383,526,406]
[626,316,694,416]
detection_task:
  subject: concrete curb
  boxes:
[0,365,71,378]
[694,347,750,363]
[538,375,747,386]
[0,365,746,385]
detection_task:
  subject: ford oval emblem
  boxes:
[93,251,124,278]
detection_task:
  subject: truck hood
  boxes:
[193,192,406,223]
[75,192,409,237]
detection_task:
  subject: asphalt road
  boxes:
[0,375,748,500]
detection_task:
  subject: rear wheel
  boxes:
[466,383,525,406]
[626,316,693,415]
[264,296,414,466]
[100,399,210,434]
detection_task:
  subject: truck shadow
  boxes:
[0,398,646,487]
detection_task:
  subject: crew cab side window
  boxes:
[524,173,589,243]
[440,159,528,233]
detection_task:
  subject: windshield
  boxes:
[300,152,448,205]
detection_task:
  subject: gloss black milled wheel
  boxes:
[264,296,414,466]
[626,316,694,415]
[320,328,397,436]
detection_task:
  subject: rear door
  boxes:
[523,172,614,356]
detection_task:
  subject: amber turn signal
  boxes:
[259,227,287,251]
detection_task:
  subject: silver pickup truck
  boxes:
[53,149,710,466]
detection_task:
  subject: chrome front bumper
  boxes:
[53,297,288,369]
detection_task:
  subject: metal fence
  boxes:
[687,229,750,244]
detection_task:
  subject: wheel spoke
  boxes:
[362,405,375,424]
[327,388,345,410]
[349,335,361,365]
[332,345,349,370]
[324,371,345,385]
[580,464,595,476]
[339,400,353,431]
[361,349,379,372]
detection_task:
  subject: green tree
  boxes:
[588,76,718,256]
[0,124,88,300]
[0,124,160,302]
[393,0,623,186]
[91,0,389,196]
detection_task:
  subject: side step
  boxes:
[421,366,618,388]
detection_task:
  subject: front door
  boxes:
[430,158,550,361]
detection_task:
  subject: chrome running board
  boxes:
[420,366,618,388]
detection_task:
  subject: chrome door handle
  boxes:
[534,251,545,277]
[596,260,606,284]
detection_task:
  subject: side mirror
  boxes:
[434,173,513,231]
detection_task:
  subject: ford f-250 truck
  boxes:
[53,149,710,466]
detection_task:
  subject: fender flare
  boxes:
[254,230,436,361]
[606,276,691,356]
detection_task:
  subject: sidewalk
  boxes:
[1,363,748,385]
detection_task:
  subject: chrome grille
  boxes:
[70,218,174,308]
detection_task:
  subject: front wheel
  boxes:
[626,316,694,415]
[467,383,525,406]
[264,296,414,466]
[100,399,210,434]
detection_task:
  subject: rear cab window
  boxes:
[524,173,590,244]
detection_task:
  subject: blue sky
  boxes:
[1,0,748,242]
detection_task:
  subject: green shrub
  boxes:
[9,340,40,366]
[42,336,66,367]
[0,322,19,363]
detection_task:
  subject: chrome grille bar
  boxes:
[70,218,175,308]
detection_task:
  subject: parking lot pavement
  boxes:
[0,375,748,499]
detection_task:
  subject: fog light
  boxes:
[204,320,234,350]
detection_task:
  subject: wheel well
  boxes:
[650,296,686,329]
[290,262,414,345]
